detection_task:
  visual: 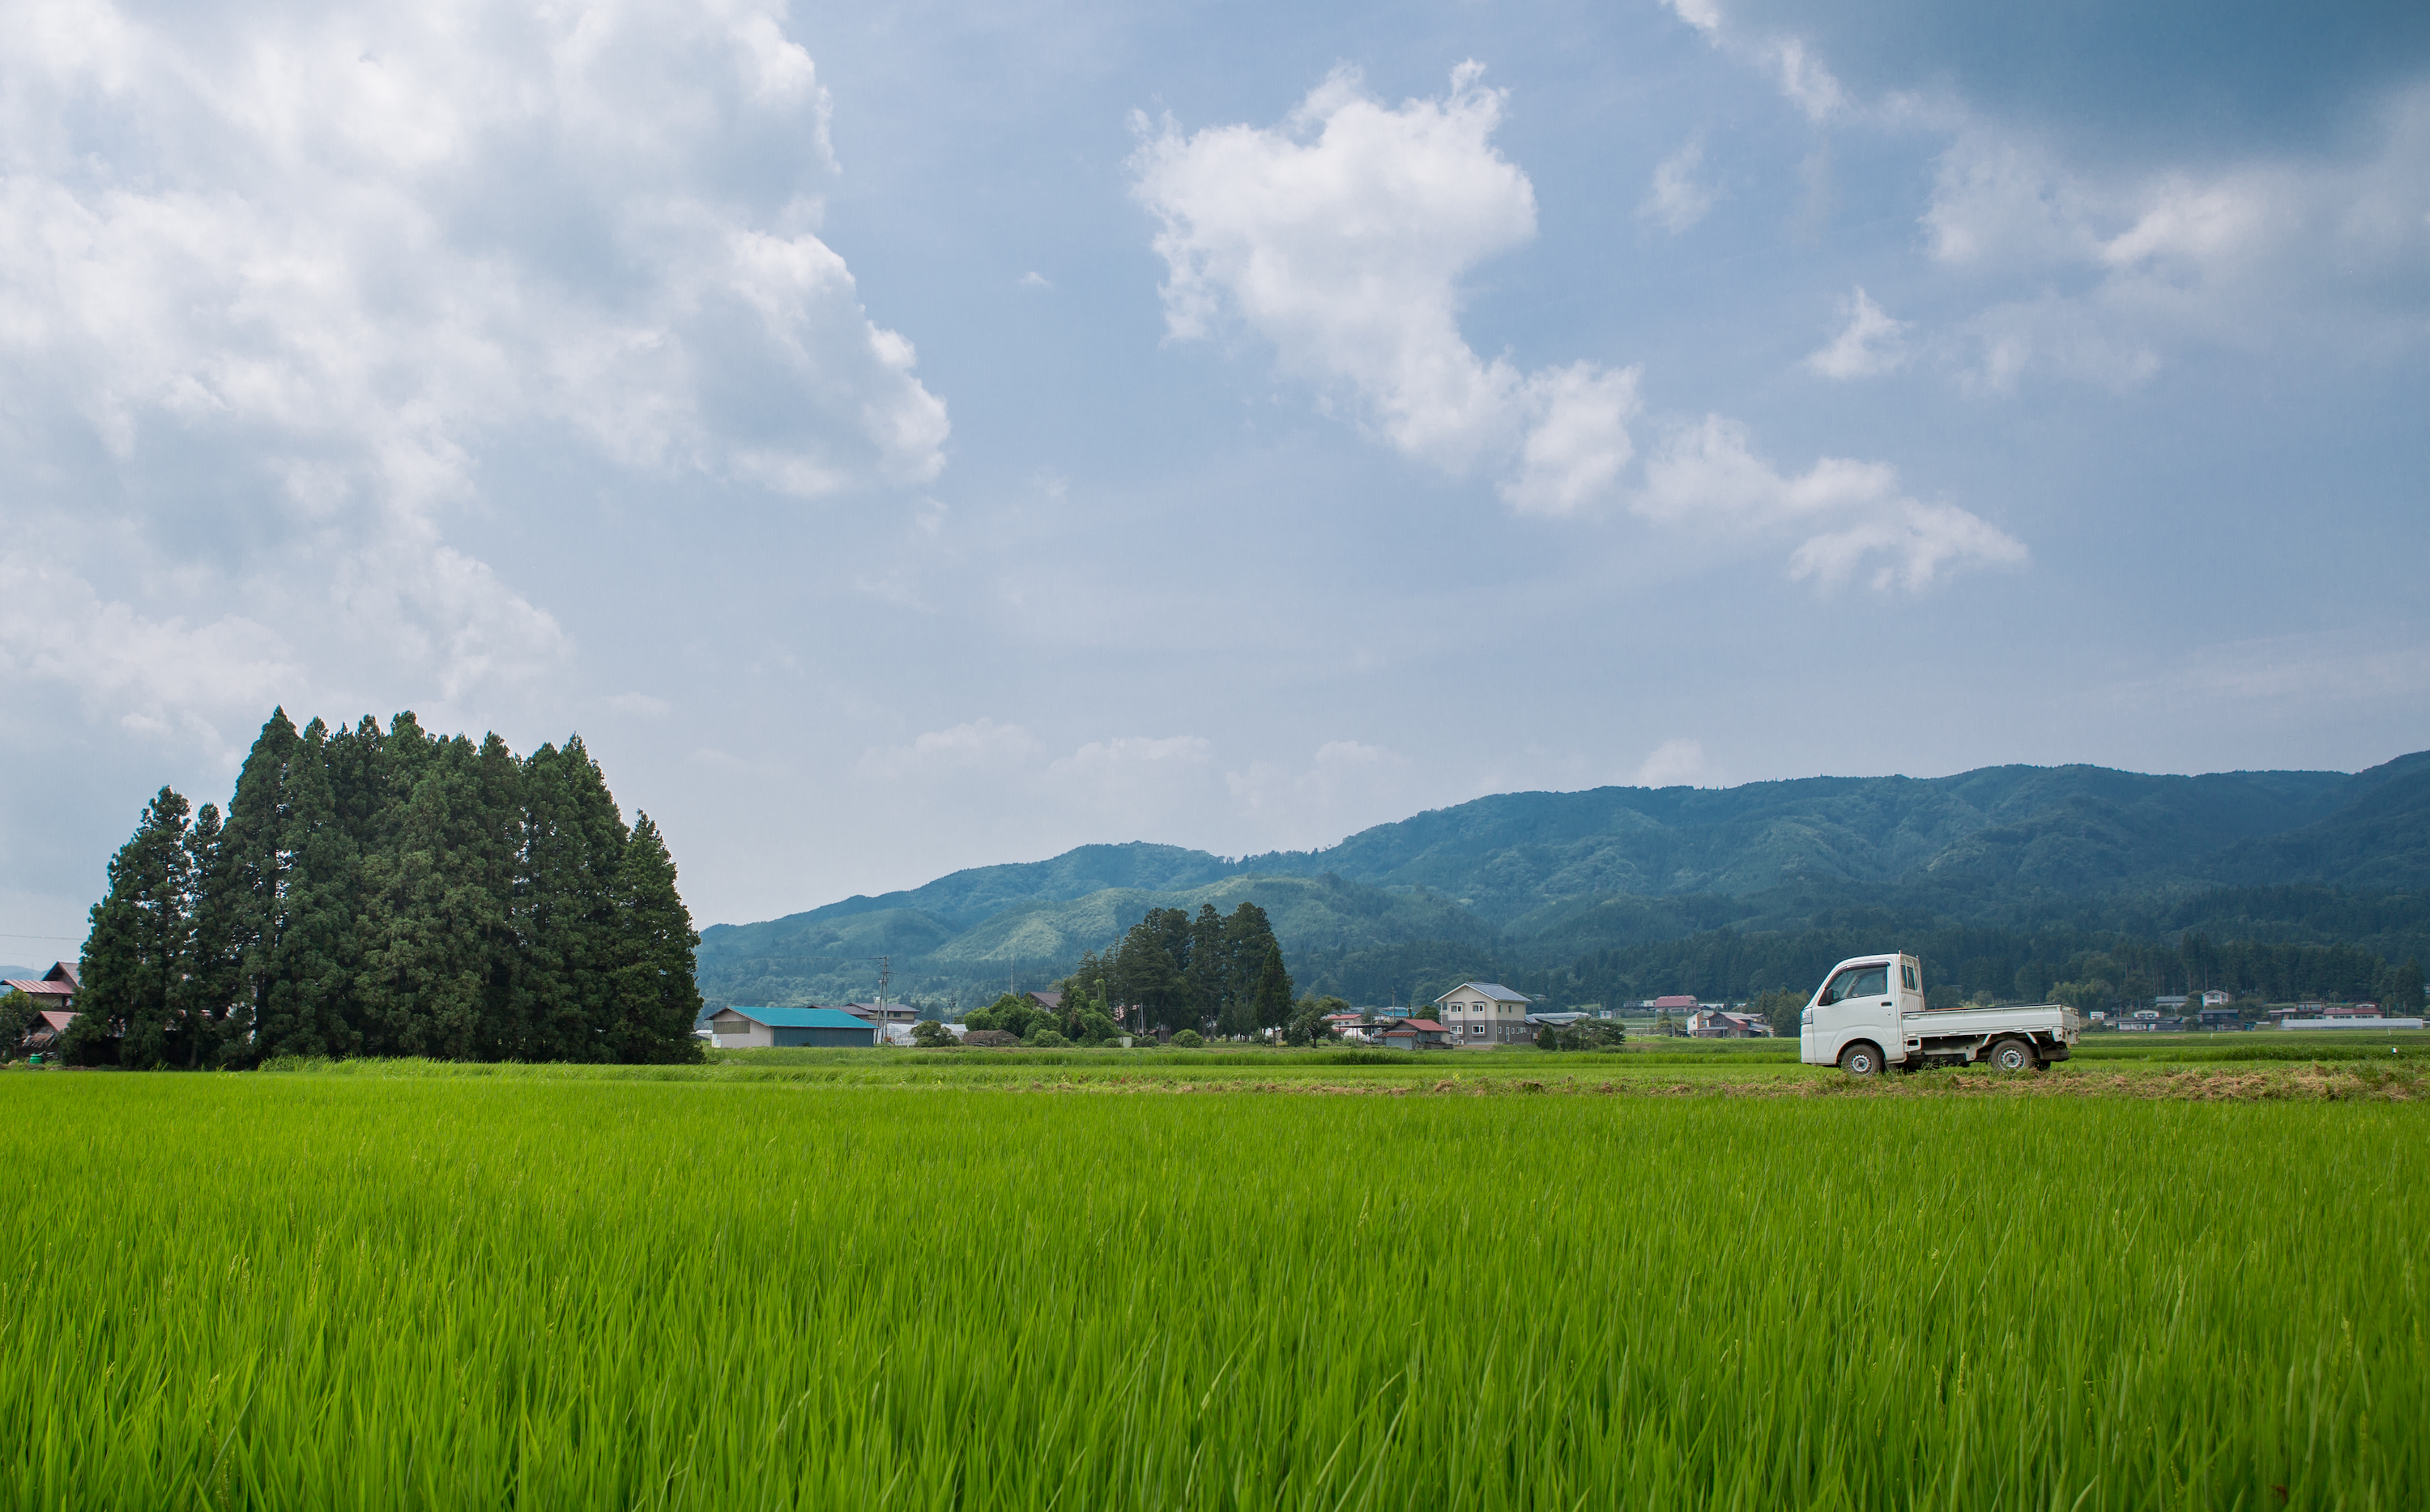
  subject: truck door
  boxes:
[1812,960,1896,1061]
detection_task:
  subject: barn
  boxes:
[706,1006,879,1049]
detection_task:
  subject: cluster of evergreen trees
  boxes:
[66,709,702,1067]
[1059,902,1294,1036]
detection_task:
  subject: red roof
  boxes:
[37,1011,74,1031]
[1652,995,1699,1009]
[2,980,72,999]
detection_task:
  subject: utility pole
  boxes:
[876,955,891,1043]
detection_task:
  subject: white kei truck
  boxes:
[1799,952,2082,1075]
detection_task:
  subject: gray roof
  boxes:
[1439,981,1530,1003]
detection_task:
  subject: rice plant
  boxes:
[1,1073,2419,1508]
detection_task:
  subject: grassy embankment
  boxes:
[3,1073,2424,1507]
[215,1027,2430,1099]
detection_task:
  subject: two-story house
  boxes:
[1431,982,1533,1046]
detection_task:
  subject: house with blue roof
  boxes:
[706,1005,879,1048]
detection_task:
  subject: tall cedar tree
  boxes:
[68,786,194,1067]
[607,814,706,1062]
[83,709,701,1066]
[511,739,629,1061]
[1089,900,1292,1034]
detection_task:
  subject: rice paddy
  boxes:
[4,1065,2424,1509]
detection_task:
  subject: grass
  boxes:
[2,1071,2424,1508]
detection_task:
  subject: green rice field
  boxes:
[4,1065,2424,1508]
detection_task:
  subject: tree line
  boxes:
[1295,912,2428,1016]
[65,709,702,1067]
[1057,902,1295,1036]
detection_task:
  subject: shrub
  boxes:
[1025,1028,1070,1048]
[910,1020,957,1049]
[1537,1020,1627,1051]
[1170,1029,1204,1049]
[962,994,1051,1040]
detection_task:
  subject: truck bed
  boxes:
[1899,1003,2081,1063]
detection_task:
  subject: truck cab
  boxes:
[1801,954,1924,1075]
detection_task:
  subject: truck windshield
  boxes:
[1823,965,1890,1003]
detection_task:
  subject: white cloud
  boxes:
[1921,90,2430,390]
[861,718,1045,778]
[1660,0,1722,38]
[1131,62,1636,514]
[0,0,947,739]
[1633,738,1719,788]
[0,552,296,750]
[1639,138,1718,234]
[1768,38,1845,123]
[1805,287,1910,379]
[1638,415,2027,590]
[1224,740,1421,849]
[1659,0,1844,125]
[608,692,672,717]
[1503,363,1643,514]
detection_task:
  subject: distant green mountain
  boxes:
[1243,763,2366,917]
[2205,756,2430,890]
[700,870,1487,1010]
[697,753,2430,1012]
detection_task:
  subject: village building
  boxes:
[1431,982,1533,1046]
[706,1006,879,1048]
[842,1003,919,1029]
[1687,1007,1773,1038]
[1375,1018,1454,1050]
[2,962,76,1015]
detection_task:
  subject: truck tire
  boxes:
[1838,1041,1884,1076]
[1988,1037,2039,1071]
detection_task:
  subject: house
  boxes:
[1323,1012,1368,1041]
[1,962,77,1015]
[1432,982,1534,1046]
[1687,1008,1773,1038]
[842,1003,919,1027]
[705,1006,879,1048]
[2197,1007,2247,1029]
[2153,995,2189,1012]
[1376,1018,1454,1050]
[2322,1003,2382,1019]
[2200,990,2233,1007]
[1650,995,1699,1014]
[1024,990,1064,1012]
[23,1011,75,1054]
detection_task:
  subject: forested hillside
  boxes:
[701,753,2430,1016]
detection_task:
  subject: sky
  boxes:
[2,0,2427,946]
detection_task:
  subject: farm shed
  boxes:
[708,1007,879,1049]
[1376,1019,1454,1050]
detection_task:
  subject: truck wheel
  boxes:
[1989,1037,2039,1071]
[1838,1041,1883,1076]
